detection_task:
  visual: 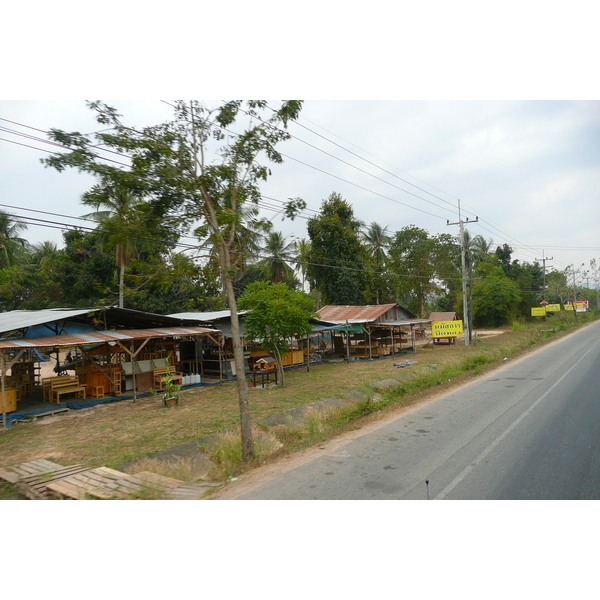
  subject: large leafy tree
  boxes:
[238,281,316,386]
[470,259,522,327]
[306,192,368,305]
[52,229,116,306]
[43,100,303,460]
[388,226,460,316]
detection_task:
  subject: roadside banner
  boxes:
[531,307,546,317]
[565,301,588,312]
[431,320,463,337]
[545,304,561,312]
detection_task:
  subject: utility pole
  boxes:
[447,200,478,346]
[535,251,553,294]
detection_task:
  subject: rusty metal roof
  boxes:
[0,326,220,350]
[316,304,406,324]
[429,312,458,322]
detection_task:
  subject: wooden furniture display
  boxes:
[281,349,305,367]
[153,367,183,391]
[87,385,105,399]
[84,367,121,395]
[0,388,18,412]
[42,375,87,403]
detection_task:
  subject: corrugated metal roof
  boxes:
[429,312,458,322]
[316,304,403,324]
[0,326,220,350]
[0,307,197,337]
[0,308,97,335]
[168,310,249,322]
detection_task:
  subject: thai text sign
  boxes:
[431,320,463,337]
[531,307,546,317]
[545,304,561,312]
[565,301,588,312]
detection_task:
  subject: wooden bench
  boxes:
[42,375,87,403]
[153,367,183,391]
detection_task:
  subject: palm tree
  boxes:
[470,234,494,265]
[258,231,296,284]
[362,221,391,266]
[81,184,144,308]
[0,210,29,269]
[294,237,312,291]
[197,203,270,285]
[30,240,58,268]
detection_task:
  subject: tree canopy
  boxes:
[238,281,316,386]
[306,192,369,305]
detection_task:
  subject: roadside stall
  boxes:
[1,320,219,428]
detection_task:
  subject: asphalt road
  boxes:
[230,320,600,500]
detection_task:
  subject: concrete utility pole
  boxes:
[447,200,478,346]
[535,251,553,293]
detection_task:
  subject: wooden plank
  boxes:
[0,467,22,484]
[19,465,88,484]
[45,479,89,500]
[0,459,64,483]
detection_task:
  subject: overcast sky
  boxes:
[1,99,598,279]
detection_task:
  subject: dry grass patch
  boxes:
[121,456,199,483]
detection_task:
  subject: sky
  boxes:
[1,99,598,282]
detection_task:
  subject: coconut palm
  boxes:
[258,230,297,284]
[81,184,145,308]
[0,210,29,269]
[362,221,391,266]
[197,202,270,283]
[470,234,494,265]
[30,240,58,268]
[294,237,312,291]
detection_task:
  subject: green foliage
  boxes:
[306,193,369,304]
[239,281,316,357]
[471,259,522,327]
[387,226,460,316]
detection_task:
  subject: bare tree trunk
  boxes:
[273,345,285,387]
[222,270,254,460]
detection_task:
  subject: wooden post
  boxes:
[219,336,223,383]
[306,332,310,372]
[1,351,6,430]
[345,321,350,363]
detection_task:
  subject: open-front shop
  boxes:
[0,308,221,427]
[316,304,431,361]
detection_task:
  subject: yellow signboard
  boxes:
[531,307,546,317]
[545,304,561,312]
[431,320,463,337]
